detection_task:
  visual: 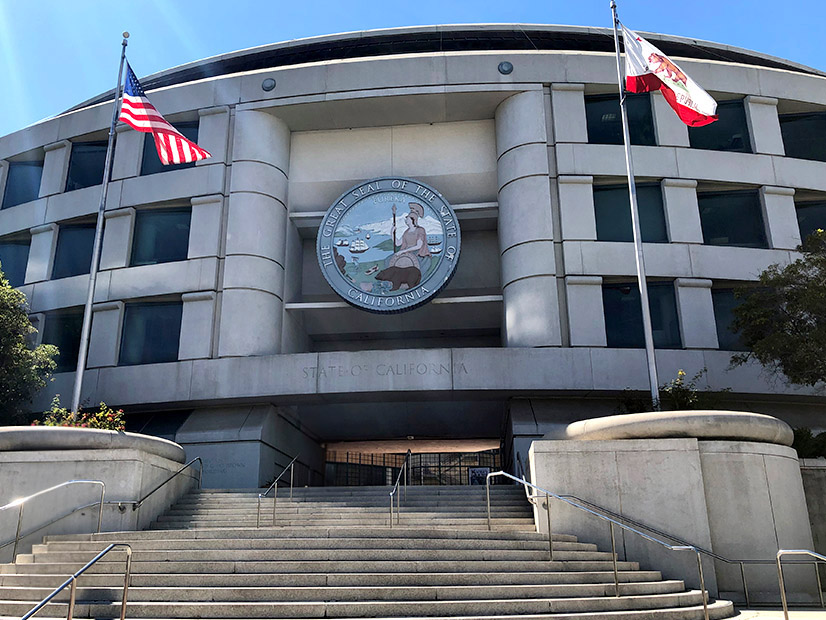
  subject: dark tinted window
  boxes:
[131,209,191,267]
[140,122,199,176]
[0,238,30,287]
[52,224,95,279]
[66,142,108,192]
[780,113,826,162]
[42,309,83,372]
[603,282,682,349]
[711,289,747,351]
[119,302,182,366]
[585,94,656,146]
[698,190,767,248]
[594,184,668,243]
[688,100,752,152]
[796,201,826,242]
[2,161,43,209]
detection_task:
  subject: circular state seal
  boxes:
[317,177,461,313]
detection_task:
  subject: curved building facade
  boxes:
[1,25,825,486]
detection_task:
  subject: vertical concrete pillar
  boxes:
[550,84,587,144]
[674,278,718,349]
[111,125,142,180]
[565,276,606,346]
[39,140,71,197]
[88,301,124,368]
[651,91,690,147]
[180,292,216,360]
[99,208,135,270]
[25,223,58,284]
[558,176,595,240]
[189,195,223,260]
[197,106,231,165]
[218,109,289,357]
[0,161,8,206]
[761,186,800,250]
[745,96,784,156]
[495,90,561,347]
[661,179,703,244]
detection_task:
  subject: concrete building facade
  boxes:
[1,25,825,487]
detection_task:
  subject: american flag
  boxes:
[119,63,211,165]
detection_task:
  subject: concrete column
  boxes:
[558,176,595,240]
[188,195,223,259]
[0,160,8,207]
[99,207,135,270]
[39,140,71,197]
[761,186,800,250]
[197,106,231,165]
[218,109,289,357]
[566,276,606,347]
[87,301,124,368]
[745,96,784,156]
[495,90,561,347]
[550,84,587,143]
[674,278,718,349]
[28,313,45,347]
[661,179,703,244]
[25,223,58,284]
[651,91,690,147]
[179,292,215,360]
[111,125,142,180]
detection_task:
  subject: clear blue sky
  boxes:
[1,0,822,138]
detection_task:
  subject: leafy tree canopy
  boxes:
[731,230,826,387]
[0,265,57,425]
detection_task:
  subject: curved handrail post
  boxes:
[389,450,412,528]
[609,522,619,597]
[258,454,299,527]
[777,549,826,620]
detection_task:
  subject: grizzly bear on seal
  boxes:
[375,266,421,291]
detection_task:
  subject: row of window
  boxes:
[586,94,826,161]
[1,122,198,210]
[0,208,191,287]
[603,282,744,351]
[42,302,183,372]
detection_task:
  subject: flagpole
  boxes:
[70,32,130,418]
[609,3,661,410]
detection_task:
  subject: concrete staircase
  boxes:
[0,485,735,619]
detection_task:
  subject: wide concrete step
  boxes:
[167,505,530,514]
[1,559,642,575]
[0,570,665,588]
[45,527,575,543]
[33,539,595,552]
[0,599,737,620]
[150,518,536,529]
[193,487,526,496]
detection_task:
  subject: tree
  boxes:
[731,229,826,387]
[0,266,57,425]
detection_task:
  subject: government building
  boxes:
[1,24,824,488]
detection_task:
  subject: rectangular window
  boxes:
[688,100,752,152]
[698,190,767,248]
[65,141,108,192]
[603,281,682,349]
[711,289,747,351]
[140,122,199,176]
[585,94,656,146]
[0,237,30,287]
[796,201,826,242]
[780,112,826,162]
[594,183,668,243]
[2,161,43,209]
[41,308,83,372]
[119,302,183,366]
[130,208,191,267]
[52,223,95,279]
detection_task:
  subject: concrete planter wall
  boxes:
[528,411,816,605]
[0,427,196,562]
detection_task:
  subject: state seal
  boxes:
[316,177,461,313]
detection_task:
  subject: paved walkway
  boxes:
[736,609,826,618]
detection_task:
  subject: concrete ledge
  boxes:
[542,410,794,446]
[0,427,186,463]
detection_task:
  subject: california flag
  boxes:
[622,25,718,127]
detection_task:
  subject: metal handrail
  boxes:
[132,457,202,511]
[777,550,826,619]
[0,481,105,560]
[20,543,132,620]
[257,454,299,527]
[487,470,710,620]
[389,449,412,527]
